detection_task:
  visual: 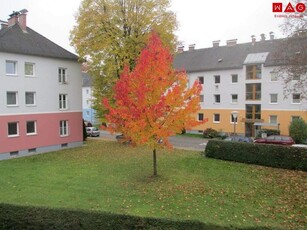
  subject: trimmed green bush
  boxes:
[204,140,307,171]
[203,128,218,138]
[0,203,232,230]
[289,118,307,144]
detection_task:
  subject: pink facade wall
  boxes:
[0,112,82,153]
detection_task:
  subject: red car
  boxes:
[254,135,295,145]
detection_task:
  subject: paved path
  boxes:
[94,131,207,151]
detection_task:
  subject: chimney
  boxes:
[226,39,237,47]
[260,33,266,41]
[18,9,28,31]
[8,11,19,27]
[212,40,220,47]
[269,32,274,40]
[177,46,184,53]
[188,44,195,51]
[251,35,256,44]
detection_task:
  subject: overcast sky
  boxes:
[0,0,285,54]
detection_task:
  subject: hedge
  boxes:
[0,203,238,230]
[204,140,307,171]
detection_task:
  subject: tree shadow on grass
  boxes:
[0,203,281,230]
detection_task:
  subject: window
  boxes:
[214,94,220,103]
[270,72,278,81]
[86,89,89,94]
[26,121,37,135]
[25,92,36,106]
[270,94,278,104]
[7,92,18,106]
[231,74,238,83]
[269,115,278,124]
[292,94,301,103]
[246,83,261,100]
[246,104,261,120]
[231,114,238,123]
[246,64,261,79]
[59,94,68,109]
[60,120,69,136]
[213,114,220,123]
[291,116,300,122]
[6,60,17,75]
[58,68,67,84]
[86,111,90,116]
[25,62,35,76]
[214,75,220,84]
[200,95,204,102]
[8,122,19,137]
[198,113,204,121]
[198,76,204,84]
[231,94,238,103]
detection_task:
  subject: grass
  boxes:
[0,140,306,229]
[177,133,204,138]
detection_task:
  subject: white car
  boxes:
[86,127,100,137]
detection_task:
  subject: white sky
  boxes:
[0,0,286,54]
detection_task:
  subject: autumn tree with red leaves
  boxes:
[103,32,205,176]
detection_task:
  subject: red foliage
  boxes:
[103,32,206,148]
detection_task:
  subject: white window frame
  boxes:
[59,94,68,110]
[214,75,220,84]
[6,60,18,76]
[231,94,238,104]
[58,68,68,84]
[213,113,220,123]
[270,94,278,104]
[270,72,278,82]
[292,94,301,104]
[269,115,278,125]
[231,74,238,83]
[26,121,37,135]
[214,94,220,104]
[199,95,204,102]
[198,76,204,84]
[25,62,35,77]
[8,122,19,137]
[25,92,36,106]
[7,91,18,106]
[60,120,69,136]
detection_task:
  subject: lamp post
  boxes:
[231,111,238,136]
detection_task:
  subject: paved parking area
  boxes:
[93,131,207,151]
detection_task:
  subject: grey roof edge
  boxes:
[0,24,79,61]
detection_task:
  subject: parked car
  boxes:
[224,135,253,143]
[254,135,294,145]
[86,127,100,137]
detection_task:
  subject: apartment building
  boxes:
[174,34,307,136]
[82,72,98,125]
[0,10,83,159]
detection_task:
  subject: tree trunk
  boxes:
[153,148,157,176]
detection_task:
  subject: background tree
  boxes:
[103,33,205,176]
[289,118,307,144]
[276,0,307,100]
[70,0,178,119]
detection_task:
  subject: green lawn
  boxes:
[0,140,306,229]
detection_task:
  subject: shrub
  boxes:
[204,140,307,171]
[203,128,218,138]
[256,129,280,138]
[289,118,307,144]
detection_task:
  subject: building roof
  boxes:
[173,38,306,72]
[0,23,78,61]
[82,72,93,87]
